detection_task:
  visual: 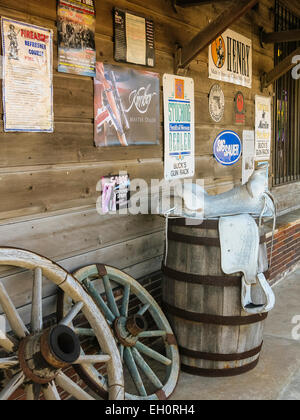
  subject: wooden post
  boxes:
[260,46,300,90]
[261,29,300,44]
[175,0,258,72]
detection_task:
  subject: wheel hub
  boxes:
[114,315,147,348]
[18,325,81,384]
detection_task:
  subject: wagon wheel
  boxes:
[0,248,124,400]
[58,264,180,400]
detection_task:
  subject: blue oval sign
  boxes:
[213,130,242,166]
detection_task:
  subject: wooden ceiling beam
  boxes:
[261,46,300,90]
[175,0,226,7]
[175,0,259,72]
[261,29,300,45]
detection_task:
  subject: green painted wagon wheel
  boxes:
[0,248,124,400]
[58,264,180,400]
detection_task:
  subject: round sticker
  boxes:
[209,84,225,123]
[235,91,245,114]
[213,130,242,166]
[211,36,226,69]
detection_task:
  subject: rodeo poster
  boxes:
[163,74,195,181]
[1,17,53,132]
[94,63,160,147]
[57,0,96,77]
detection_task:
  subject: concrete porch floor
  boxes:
[170,267,300,400]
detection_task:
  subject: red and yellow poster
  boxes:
[94,63,160,147]
[1,17,53,132]
[57,0,96,77]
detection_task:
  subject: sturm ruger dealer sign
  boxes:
[163,74,195,181]
[209,29,252,88]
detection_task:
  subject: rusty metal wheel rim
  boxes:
[0,247,124,400]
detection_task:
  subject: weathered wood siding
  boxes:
[0,0,275,314]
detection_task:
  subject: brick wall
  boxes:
[266,218,300,285]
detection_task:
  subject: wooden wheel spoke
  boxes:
[121,284,130,317]
[119,344,124,361]
[137,303,150,316]
[59,301,84,326]
[56,372,94,400]
[74,328,95,337]
[75,354,111,365]
[132,347,163,390]
[102,275,120,318]
[26,383,41,401]
[0,282,29,339]
[124,347,147,397]
[83,279,115,324]
[0,372,25,400]
[0,319,16,353]
[43,381,61,401]
[0,355,19,369]
[0,337,15,354]
[31,268,43,333]
[138,330,167,339]
[135,342,172,366]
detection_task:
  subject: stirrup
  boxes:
[241,273,275,314]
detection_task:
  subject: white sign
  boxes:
[255,95,272,161]
[1,17,53,132]
[209,29,252,89]
[209,84,225,123]
[242,130,255,184]
[163,74,195,180]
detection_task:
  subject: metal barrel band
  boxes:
[167,231,220,246]
[162,265,241,287]
[181,358,260,377]
[168,218,266,229]
[162,302,268,326]
[178,342,263,362]
[167,231,266,247]
[168,219,219,230]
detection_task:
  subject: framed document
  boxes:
[114,8,155,68]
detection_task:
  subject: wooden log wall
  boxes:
[0,0,276,320]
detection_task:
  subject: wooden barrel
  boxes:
[162,218,268,377]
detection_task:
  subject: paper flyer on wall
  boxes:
[242,130,255,185]
[1,17,53,132]
[94,63,160,147]
[255,95,272,161]
[163,74,195,180]
[57,0,96,77]
[101,174,130,214]
[114,8,155,68]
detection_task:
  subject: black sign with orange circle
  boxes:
[234,91,246,124]
[211,36,226,69]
